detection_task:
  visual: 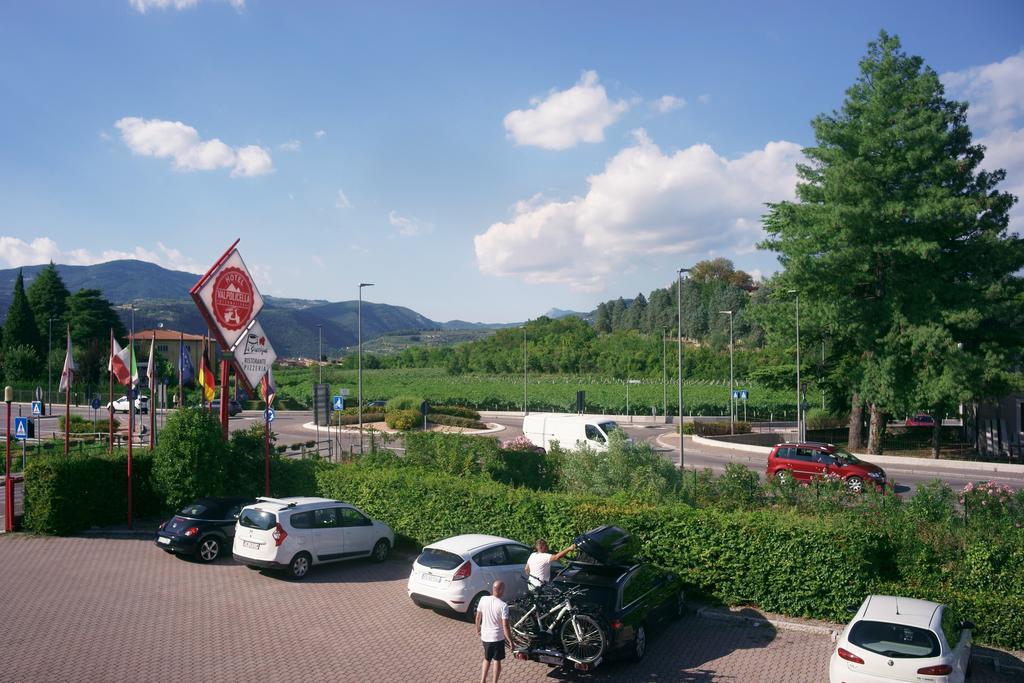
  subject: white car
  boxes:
[106,395,149,414]
[408,535,532,620]
[232,497,394,580]
[829,595,973,683]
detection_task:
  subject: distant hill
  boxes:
[544,307,594,321]
[0,260,513,358]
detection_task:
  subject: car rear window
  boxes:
[848,620,941,658]
[239,508,276,531]
[416,548,464,570]
[178,503,211,518]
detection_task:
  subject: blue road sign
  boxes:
[332,396,344,411]
[732,390,740,399]
[264,408,276,423]
[129,388,139,400]
[740,390,748,401]
[90,398,102,410]
[14,417,29,441]
[31,401,43,416]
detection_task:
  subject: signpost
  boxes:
[31,401,43,417]
[13,417,28,441]
[333,396,344,411]
[265,407,275,423]
[231,319,277,391]
[90,397,101,433]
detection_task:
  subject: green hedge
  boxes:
[58,414,121,434]
[427,413,485,429]
[330,412,385,426]
[385,409,422,430]
[429,405,481,420]
[24,452,162,535]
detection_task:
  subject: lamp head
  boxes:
[359,282,375,288]
[4,386,12,403]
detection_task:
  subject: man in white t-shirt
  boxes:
[524,538,576,589]
[475,580,514,683]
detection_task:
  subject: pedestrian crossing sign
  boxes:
[14,417,28,441]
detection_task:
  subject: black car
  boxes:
[209,399,243,416]
[517,525,685,668]
[155,497,253,562]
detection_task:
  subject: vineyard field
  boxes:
[274,366,798,419]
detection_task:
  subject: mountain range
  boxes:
[0,261,562,358]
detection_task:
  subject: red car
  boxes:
[905,414,935,427]
[766,442,887,493]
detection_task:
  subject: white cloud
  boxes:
[314,129,327,139]
[943,51,1024,226]
[474,130,803,290]
[697,94,712,105]
[652,95,686,113]
[0,236,203,273]
[129,0,244,12]
[311,255,324,268]
[335,190,352,209]
[115,117,273,177]
[503,70,629,150]
[278,139,301,152]
[388,211,433,237]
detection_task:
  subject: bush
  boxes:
[713,463,764,510]
[427,413,485,429]
[805,408,847,430]
[58,414,120,434]
[24,452,162,535]
[385,409,422,431]
[386,396,422,411]
[331,412,385,426]
[151,408,232,511]
[690,421,753,437]
[404,431,497,475]
[429,405,481,420]
[558,431,681,503]
[484,449,560,491]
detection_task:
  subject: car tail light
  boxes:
[158,521,166,531]
[837,648,864,664]
[452,560,472,581]
[917,664,953,675]
[184,526,199,537]
[272,523,287,547]
[609,619,623,630]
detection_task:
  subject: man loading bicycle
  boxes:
[523,538,576,590]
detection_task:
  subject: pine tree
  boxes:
[761,31,1023,454]
[26,262,70,341]
[3,269,44,361]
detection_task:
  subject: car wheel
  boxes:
[632,623,647,662]
[371,539,390,563]
[196,536,221,563]
[846,476,864,493]
[465,592,488,623]
[673,589,686,619]
[287,552,312,580]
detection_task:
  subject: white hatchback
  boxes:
[407,535,531,620]
[232,497,394,580]
[829,595,973,683]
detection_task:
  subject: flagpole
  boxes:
[149,332,156,450]
[64,324,71,457]
[127,324,134,530]
[178,331,184,412]
[219,357,229,439]
[109,329,114,453]
[264,380,270,496]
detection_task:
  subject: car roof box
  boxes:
[572,525,637,566]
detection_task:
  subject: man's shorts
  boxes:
[482,639,506,661]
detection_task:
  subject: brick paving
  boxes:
[0,535,1018,682]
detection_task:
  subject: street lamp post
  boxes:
[4,385,13,533]
[523,326,528,416]
[48,317,54,414]
[662,329,667,420]
[316,324,322,450]
[788,290,802,441]
[358,283,374,454]
[720,310,734,435]
[317,325,323,384]
[677,267,690,470]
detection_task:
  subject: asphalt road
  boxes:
[2,405,1021,495]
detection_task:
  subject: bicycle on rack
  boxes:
[509,583,606,669]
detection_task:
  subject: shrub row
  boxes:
[427,413,486,429]
[428,405,481,420]
[58,414,120,434]
[682,421,752,436]
[385,409,422,430]
[401,431,555,489]
[330,412,386,426]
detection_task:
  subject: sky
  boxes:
[1,1,1022,323]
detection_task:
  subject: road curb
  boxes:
[300,421,505,436]
[76,529,155,540]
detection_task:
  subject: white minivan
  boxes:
[232,497,394,580]
[522,414,623,452]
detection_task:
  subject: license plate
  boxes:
[243,540,261,550]
[538,655,562,665]
[421,573,442,583]
[157,536,170,545]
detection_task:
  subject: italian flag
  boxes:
[109,337,137,386]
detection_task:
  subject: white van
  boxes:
[521,414,623,452]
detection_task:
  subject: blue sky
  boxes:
[1,1,1022,322]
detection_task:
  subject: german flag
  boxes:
[198,335,216,402]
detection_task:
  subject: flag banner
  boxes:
[179,341,195,385]
[147,337,157,389]
[260,365,276,407]
[109,337,132,385]
[130,343,139,387]
[59,330,76,392]
[198,348,216,402]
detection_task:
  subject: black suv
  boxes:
[517,525,686,669]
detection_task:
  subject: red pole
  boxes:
[127,329,133,530]
[108,329,114,453]
[220,359,229,439]
[150,332,156,450]
[64,324,70,457]
[178,331,184,412]
[5,397,12,533]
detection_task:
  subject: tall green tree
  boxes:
[761,31,1022,454]
[3,269,45,363]
[26,262,70,342]
[65,289,127,384]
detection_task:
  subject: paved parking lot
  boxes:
[0,535,1018,682]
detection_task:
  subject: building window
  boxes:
[157,344,169,353]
